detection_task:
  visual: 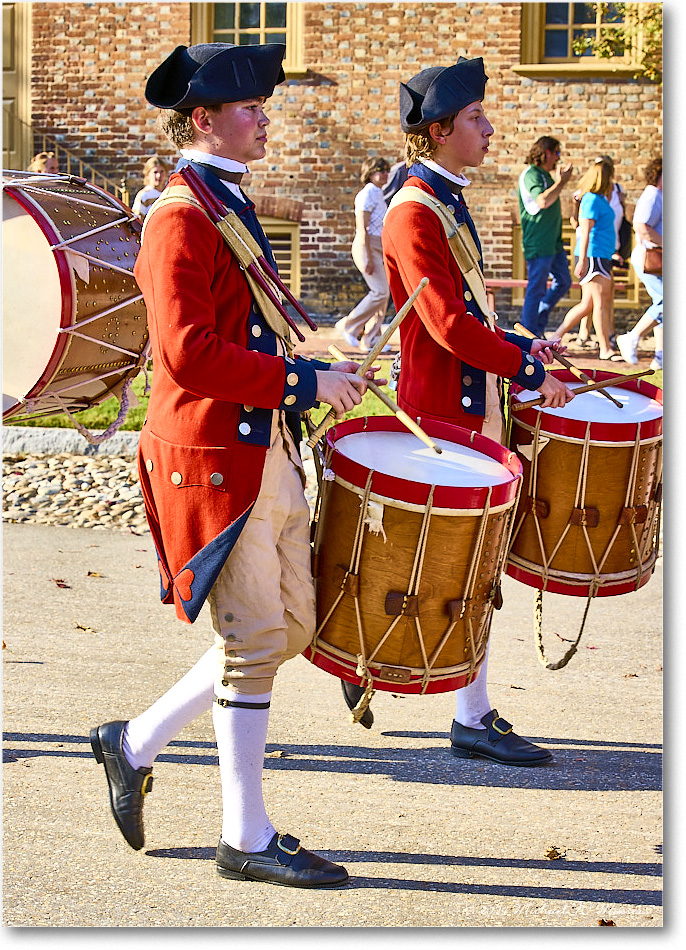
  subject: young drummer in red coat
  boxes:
[90,42,382,888]
[341,57,575,764]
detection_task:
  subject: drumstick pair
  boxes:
[306,277,430,448]
[328,344,442,454]
[511,369,654,412]
[514,322,623,409]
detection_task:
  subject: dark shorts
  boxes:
[575,256,614,284]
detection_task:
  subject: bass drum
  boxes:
[2,170,148,422]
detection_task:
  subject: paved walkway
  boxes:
[2,316,663,930]
[3,519,662,928]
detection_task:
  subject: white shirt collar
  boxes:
[421,159,471,190]
[180,149,248,203]
[180,149,248,174]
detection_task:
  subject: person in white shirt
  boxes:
[336,156,391,351]
[616,156,663,370]
[131,155,169,219]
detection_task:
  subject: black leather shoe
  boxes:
[340,679,374,729]
[90,720,153,850]
[216,833,349,888]
[450,709,553,766]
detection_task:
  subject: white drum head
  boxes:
[3,191,64,406]
[540,383,662,423]
[335,430,512,487]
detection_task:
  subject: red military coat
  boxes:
[382,173,543,431]
[134,171,324,623]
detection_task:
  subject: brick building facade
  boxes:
[6,1,663,319]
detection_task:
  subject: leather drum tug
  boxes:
[2,170,148,423]
[506,368,663,599]
[305,416,523,695]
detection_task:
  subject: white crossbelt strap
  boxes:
[388,186,495,324]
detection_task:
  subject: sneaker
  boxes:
[650,357,662,371]
[616,332,639,365]
[334,319,360,350]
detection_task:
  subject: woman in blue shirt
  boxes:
[553,159,619,360]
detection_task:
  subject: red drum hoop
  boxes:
[304,416,523,694]
[506,369,663,597]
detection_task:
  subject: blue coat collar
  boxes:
[407,162,482,259]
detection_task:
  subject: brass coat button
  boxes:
[286,372,299,386]
[462,396,472,408]
[463,375,472,387]
[251,325,262,337]
[239,422,252,435]
[283,394,297,406]
[210,472,224,486]
[145,459,153,472]
[171,471,182,485]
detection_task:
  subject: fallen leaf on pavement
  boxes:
[597,920,616,926]
[74,622,96,634]
[544,845,565,860]
[87,571,104,578]
[51,578,71,589]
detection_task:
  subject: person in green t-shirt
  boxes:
[518,135,574,336]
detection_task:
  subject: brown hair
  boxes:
[359,156,390,184]
[644,157,662,186]
[404,115,456,166]
[526,136,560,167]
[156,105,223,150]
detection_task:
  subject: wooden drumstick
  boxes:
[511,369,654,412]
[306,276,429,448]
[514,322,623,409]
[328,344,442,454]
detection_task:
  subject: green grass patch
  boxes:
[7,360,661,432]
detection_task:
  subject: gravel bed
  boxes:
[2,450,319,533]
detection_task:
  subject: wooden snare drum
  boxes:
[506,369,663,598]
[305,416,523,694]
[2,170,148,422]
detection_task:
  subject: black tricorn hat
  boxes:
[145,43,286,112]
[399,56,488,133]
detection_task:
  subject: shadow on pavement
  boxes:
[3,730,662,792]
[143,845,661,904]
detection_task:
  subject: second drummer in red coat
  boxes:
[341,56,575,763]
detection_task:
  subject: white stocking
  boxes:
[123,647,216,769]
[454,640,492,729]
[213,694,275,853]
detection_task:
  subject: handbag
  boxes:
[618,215,632,260]
[643,246,662,276]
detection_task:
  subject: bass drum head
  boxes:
[2,190,65,414]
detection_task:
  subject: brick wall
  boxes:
[28,2,662,316]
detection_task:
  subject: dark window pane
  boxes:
[268,32,286,45]
[214,4,235,30]
[239,3,261,30]
[545,30,569,57]
[545,3,569,25]
[573,29,594,55]
[239,33,261,45]
[573,3,595,25]
[265,3,287,28]
[604,3,625,24]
